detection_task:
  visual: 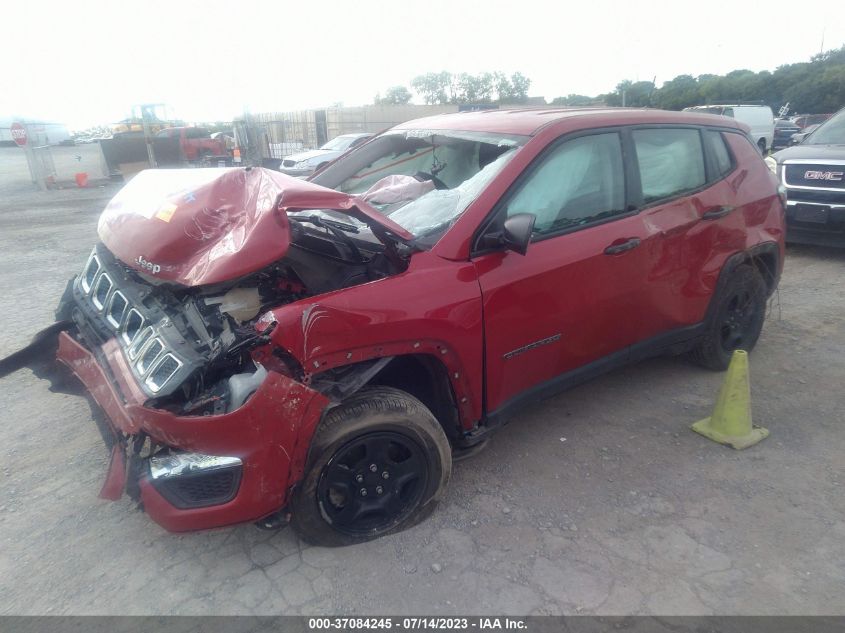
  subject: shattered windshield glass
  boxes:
[309,129,527,244]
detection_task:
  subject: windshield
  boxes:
[320,135,359,151]
[805,110,845,145]
[310,129,527,244]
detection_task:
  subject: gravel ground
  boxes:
[0,147,843,615]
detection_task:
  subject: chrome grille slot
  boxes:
[106,292,128,329]
[92,273,113,310]
[77,249,191,396]
[145,354,183,393]
[121,309,145,345]
[136,339,164,375]
[128,327,153,360]
[81,254,100,293]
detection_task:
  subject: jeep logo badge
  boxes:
[804,170,844,181]
[136,255,161,275]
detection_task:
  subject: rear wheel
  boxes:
[689,264,768,370]
[757,138,767,154]
[290,387,451,546]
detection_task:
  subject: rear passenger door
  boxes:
[628,126,743,343]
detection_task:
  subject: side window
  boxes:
[506,133,625,235]
[704,130,734,178]
[632,128,705,203]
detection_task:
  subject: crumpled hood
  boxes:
[97,167,413,287]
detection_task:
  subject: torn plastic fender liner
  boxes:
[56,331,332,531]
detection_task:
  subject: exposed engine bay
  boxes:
[63,222,405,417]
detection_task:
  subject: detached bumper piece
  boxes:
[148,453,242,509]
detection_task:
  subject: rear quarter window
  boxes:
[703,130,734,178]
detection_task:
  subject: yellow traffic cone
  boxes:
[691,350,769,450]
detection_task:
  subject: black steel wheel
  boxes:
[719,288,756,351]
[690,264,768,370]
[317,431,428,536]
[290,386,451,546]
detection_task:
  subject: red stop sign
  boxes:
[10,122,27,147]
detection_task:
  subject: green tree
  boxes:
[499,72,531,103]
[454,72,495,103]
[374,86,413,105]
[784,65,845,112]
[653,74,701,110]
[605,80,655,107]
[549,94,597,106]
[411,70,533,105]
[411,72,452,104]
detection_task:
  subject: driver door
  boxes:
[473,130,652,415]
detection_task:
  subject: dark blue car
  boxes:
[773,119,801,150]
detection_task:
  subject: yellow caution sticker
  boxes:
[155,203,178,223]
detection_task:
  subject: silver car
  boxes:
[278,133,373,177]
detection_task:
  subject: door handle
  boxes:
[702,206,734,220]
[604,237,641,255]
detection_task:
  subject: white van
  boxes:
[684,104,775,153]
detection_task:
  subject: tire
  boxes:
[290,386,452,546]
[757,138,767,155]
[689,264,768,370]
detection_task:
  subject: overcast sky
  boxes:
[3,0,844,130]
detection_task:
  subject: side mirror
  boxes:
[502,213,536,255]
[499,213,536,255]
[480,213,536,255]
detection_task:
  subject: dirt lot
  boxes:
[0,146,843,615]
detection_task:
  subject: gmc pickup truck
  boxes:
[768,107,845,247]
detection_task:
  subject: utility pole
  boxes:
[141,105,157,168]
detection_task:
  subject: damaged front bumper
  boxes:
[56,331,329,532]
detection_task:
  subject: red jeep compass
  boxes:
[25,109,785,545]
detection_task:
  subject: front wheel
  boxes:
[689,264,768,370]
[290,387,452,546]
